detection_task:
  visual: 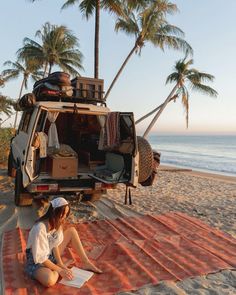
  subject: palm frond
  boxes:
[166,72,179,84]
[152,33,193,55]
[0,95,14,116]
[180,85,189,127]
[102,0,124,16]
[79,0,95,18]
[1,69,20,82]
[190,83,218,97]
[187,70,215,84]
[115,16,139,37]
[61,0,80,10]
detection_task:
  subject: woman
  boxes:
[25,197,102,287]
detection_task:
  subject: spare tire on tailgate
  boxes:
[137,136,153,183]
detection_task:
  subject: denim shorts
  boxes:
[25,248,57,279]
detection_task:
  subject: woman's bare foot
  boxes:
[84,261,102,274]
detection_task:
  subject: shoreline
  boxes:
[159,164,236,183]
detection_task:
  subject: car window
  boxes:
[19,110,33,133]
[35,110,47,132]
[120,114,134,140]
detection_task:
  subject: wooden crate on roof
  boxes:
[71,76,105,102]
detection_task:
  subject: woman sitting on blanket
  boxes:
[25,197,102,287]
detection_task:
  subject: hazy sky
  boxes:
[0,0,236,135]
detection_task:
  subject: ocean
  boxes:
[148,135,236,177]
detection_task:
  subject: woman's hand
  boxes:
[59,268,74,280]
[57,262,69,270]
[84,260,102,274]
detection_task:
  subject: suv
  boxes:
[8,74,154,206]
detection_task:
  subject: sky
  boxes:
[0,0,236,136]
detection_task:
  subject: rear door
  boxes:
[11,109,35,187]
[119,112,139,187]
[21,107,41,186]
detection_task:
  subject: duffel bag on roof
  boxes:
[33,72,73,100]
[33,71,71,88]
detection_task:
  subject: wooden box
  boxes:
[71,76,104,101]
[48,154,78,178]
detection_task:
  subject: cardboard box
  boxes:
[48,154,78,178]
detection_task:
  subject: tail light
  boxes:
[36,185,49,191]
[101,183,116,189]
[33,184,58,192]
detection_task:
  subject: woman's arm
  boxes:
[52,246,63,266]
[42,258,73,280]
[42,258,62,273]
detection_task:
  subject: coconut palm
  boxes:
[18,22,83,77]
[61,0,124,79]
[1,59,41,128]
[143,57,218,138]
[0,95,14,117]
[104,0,193,100]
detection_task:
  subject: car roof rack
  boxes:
[36,95,107,107]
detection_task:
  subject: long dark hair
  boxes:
[37,203,70,230]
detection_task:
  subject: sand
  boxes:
[106,165,236,239]
[0,165,236,294]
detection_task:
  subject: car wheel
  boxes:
[15,169,32,206]
[137,136,154,183]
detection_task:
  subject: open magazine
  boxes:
[60,267,94,288]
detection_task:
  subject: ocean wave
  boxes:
[148,135,236,176]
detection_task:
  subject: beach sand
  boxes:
[107,165,236,239]
[0,165,236,294]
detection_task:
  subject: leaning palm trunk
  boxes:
[94,0,100,78]
[143,83,179,138]
[135,94,178,125]
[13,78,25,129]
[104,45,137,100]
[0,115,12,127]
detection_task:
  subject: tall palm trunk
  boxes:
[94,0,100,78]
[143,83,179,138]
[13,78,25,129]
[135,94,178,125]
[104,44,137,100]
[48,63,53,75]
[43,62,49,78]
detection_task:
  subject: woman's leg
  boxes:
[34,267,59,287]
[59,227,102,273]
[58,227,88,262]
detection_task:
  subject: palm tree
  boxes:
[18,22,83,77]
[0,94,16,127]
[61,0,123,79]
[0,95,14,117]
[104,0,193,100]
[143,57,218,138]
[1,59,40,128]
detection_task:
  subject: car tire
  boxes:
[137,136,154,183]
[15,169,32,206]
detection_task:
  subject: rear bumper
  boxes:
[26,178,117,194]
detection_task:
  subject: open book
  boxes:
[59,267,94,288]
